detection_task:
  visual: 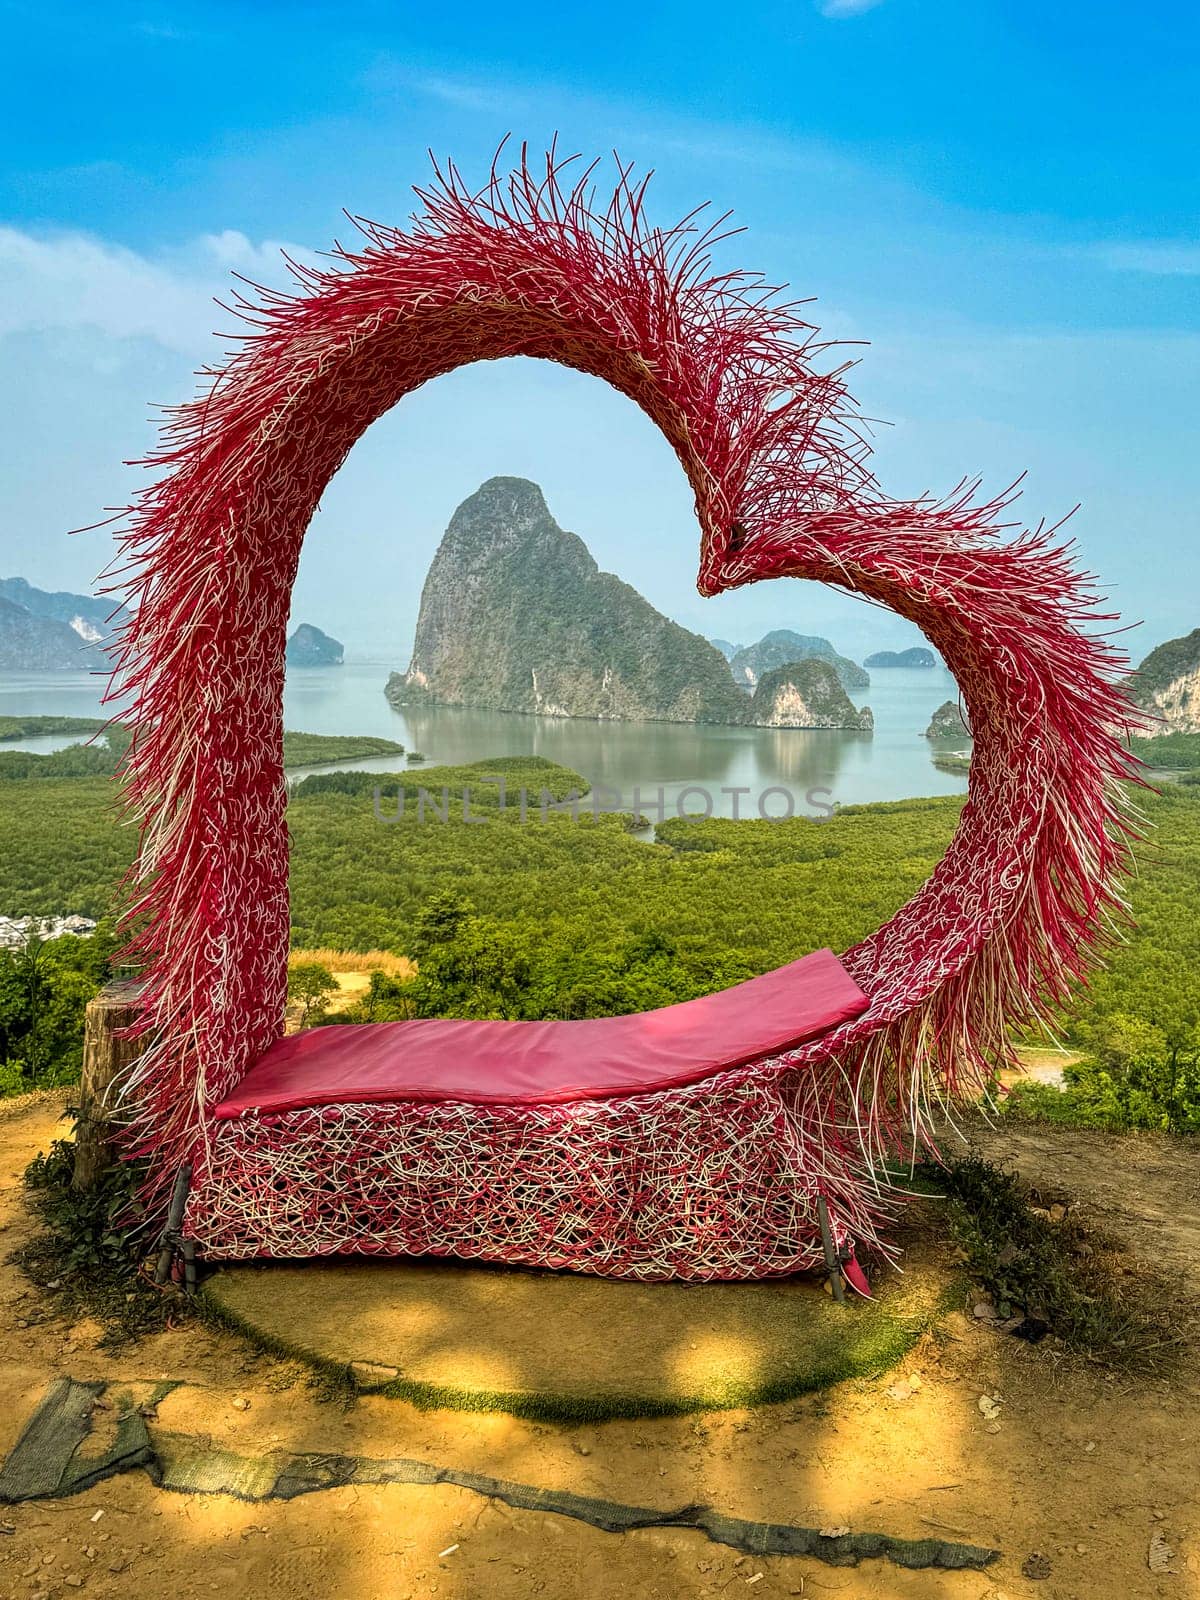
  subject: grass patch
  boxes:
[288,947,414,975]
[920,1153,1171,1366]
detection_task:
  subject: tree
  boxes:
[408,890,474,956]
[287,962,339,1028]
[0,923,118,1094]
[1055,1012,1200,1134]
[405,916,533,1020]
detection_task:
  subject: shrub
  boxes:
[922,1154,1168,1363]
[18,1137,187,1349]
[24,1138,145,1274]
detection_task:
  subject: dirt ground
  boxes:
[1,1094,1198,1600]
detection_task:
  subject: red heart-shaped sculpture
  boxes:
[106,149,1139,1227]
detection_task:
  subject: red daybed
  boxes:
[215,949,869,1116]
[187,951,878,1280]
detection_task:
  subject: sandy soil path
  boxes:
[1,1095,1197,1600]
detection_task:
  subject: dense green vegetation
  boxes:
[281,731,404,767]
[1006,1025,1200,1134]
[324,889,758,1023]
[0,922,118,1092]
[0,776,134,918]
[1129,729,1200,771]
[998,785,1200,1133]
[1058,788,1200,1046]
[0,715,107,741]
[3,746,1200,1120]
[288,767,952,987]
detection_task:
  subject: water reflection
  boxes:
[284,662,967,818]
[1,662,970,819]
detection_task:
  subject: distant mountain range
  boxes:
[387,478,873,731]
[0,577,351,674]
[864,647,936,669]
[0,578,127,670]
[727,630,870,692]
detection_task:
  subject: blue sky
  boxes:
[2,0,1197,661]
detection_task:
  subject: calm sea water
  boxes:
[0,661,969,819]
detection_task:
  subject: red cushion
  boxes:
[214,948,869,1117]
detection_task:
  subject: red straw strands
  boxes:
[103,147,1143,1277]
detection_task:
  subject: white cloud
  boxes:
[0,214,1196,656]
[0,227,314,353]
[817,0,887,16]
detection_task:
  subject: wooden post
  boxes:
[73,979,146,1192]
[817,1195,846,1306]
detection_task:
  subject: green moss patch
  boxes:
[202,1253,950,1422]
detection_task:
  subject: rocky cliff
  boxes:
[747,660,873,730]
[389,478,748,724]
[1128,628,1200,735]
[924,700,971,740]
[287,623,344,666]
[730,630,869,692]
[0,595,111,670]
